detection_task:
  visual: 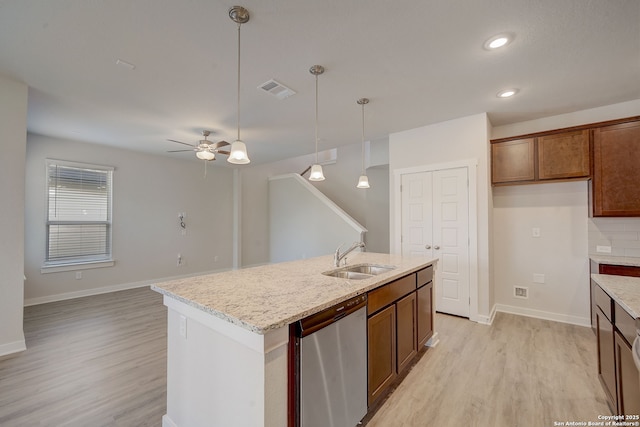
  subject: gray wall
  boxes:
[241,140,390,267]
[269,174,366,263]
[24,134,235,304]
[0,74,27,356]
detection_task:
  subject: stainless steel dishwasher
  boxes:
[294,294,368,427]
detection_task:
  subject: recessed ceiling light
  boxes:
[497,89,519,98]
[484,33,513,50]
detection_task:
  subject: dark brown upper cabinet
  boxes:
[491,138,535,184]
[491,130,590,186]
[592,120,640,217]
[537,130,590,180]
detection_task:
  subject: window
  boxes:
[44,159,113,268]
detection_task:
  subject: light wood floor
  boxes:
[0,287,167,427]
[0,288,610,427]
[366,312,611,427]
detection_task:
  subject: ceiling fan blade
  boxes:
[167,139,195,147]
[210,140,230,150]
[167,149,195,153]
[216,150,231,155]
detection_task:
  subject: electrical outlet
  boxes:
[533,273,545,284]
[177,253,183,266]
[75,271,82,280]
[214,255,219,263]
[596,245,612,254]
[532,227,541,238]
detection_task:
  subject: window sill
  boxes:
[40,260,115,274]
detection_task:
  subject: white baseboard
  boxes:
[473,304,497,325]
[495,304,591,327]
[24,281,151,306]
[24,267,232,307]
[162,414,178,427]
[426,331,439,348]
[0,338,26,357]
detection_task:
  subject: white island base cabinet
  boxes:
[162,296,289,427]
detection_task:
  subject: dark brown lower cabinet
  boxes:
[367,305,396,407]
[596,305,617,410]
[367,265,434,408]
[396,293,417,374]
[615,331,640,415]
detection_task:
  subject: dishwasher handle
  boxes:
[298,294,367,338]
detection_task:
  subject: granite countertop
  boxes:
[590,255,640,267]
[152,252,437,335]
[591,273,640,319]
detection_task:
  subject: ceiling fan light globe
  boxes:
[228,140,250,164]
[309,164,325,181]
[356,175,370,189]
[196,150,215,161]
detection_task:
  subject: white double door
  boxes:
[401,167,470,317]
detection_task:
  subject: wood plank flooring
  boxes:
[0,288,610,427]
[365,312,611,427]
[0,287,167,427]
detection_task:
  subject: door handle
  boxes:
[434,245,440,250]
[425,245,431,250]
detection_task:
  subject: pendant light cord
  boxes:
[236,22,241,142]
[314,74,319,164]
[361,102,365,174]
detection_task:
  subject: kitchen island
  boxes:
[152,252,437,427]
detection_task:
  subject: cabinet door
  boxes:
[537,130,590,180]
[593,120,640,216]
[417,282,433,348]
[491,138,535,184]
[367,305,396,407]
[615,332,640,415]
[597,306,617,410]
[396,293,417,374]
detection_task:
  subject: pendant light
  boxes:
[308,65,325,181]
[356,98,370,189]
[227,6,250,164]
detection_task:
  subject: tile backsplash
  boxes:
[588,218,640,257]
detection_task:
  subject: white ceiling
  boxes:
[1,0,638,165]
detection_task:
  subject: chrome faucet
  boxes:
[334,241,366,267]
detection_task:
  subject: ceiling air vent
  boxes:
[258,79,296,100]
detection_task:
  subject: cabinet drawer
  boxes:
[615,302,636,346]
[600,264,640,278]
[417,265,433,287]
[368,274,416,315]
[594,283,613,322]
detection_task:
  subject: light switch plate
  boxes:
[532,227,541,238]
[533,274,545,284]
[596,245,612,254]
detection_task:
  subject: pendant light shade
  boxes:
[308,65,325,181]
[309,164,325,181]
[227,6,251,165]
[356,98,370,189]
[357,174,370,188]
[229,139,249,164]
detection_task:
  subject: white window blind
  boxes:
[45,160,113,266]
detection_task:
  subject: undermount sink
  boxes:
[323,264,396,280]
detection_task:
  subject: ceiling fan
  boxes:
[167,130,230,161]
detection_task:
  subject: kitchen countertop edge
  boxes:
[152,253,438,335]
[591,273,640,320]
